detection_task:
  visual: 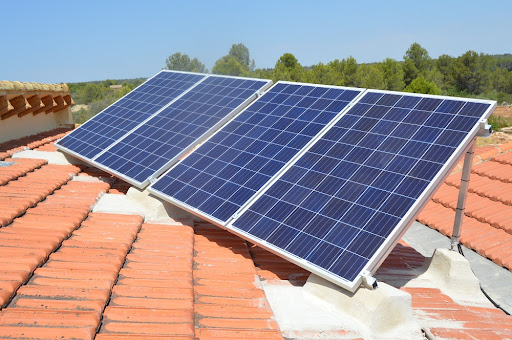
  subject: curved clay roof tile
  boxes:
[0,81,15,91]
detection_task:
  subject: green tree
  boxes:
[453,51,492,94]
[273,53,304,82]
[404,76,441,95]
[493,68,512,94]
[425,67,445,89]
[436,54,456,89]
[102,79,116,87]
[306,62,337,85]
[212,55,249,76]
[403,43,432,85]
[494,54,512,71]
[82,83,102,103]
[380,58,405,91]
[328,57,358,86]
[355,64,385,89]
[165,52,207,73]
[212,43,256,77]
[228,43,251,69]
[252,68,273,79]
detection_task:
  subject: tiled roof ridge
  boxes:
[0,81,69,93]
[0,81,73,121]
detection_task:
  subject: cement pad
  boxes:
[12,150,86,165]
[92,187,196,223]
[263,277,422,340]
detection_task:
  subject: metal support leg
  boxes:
[450,140,476,251]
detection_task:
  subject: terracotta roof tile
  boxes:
[418,140,512,274]
[374,244,512,339]
[1,130,512,338]
[0,128,71,160]
[498,140,512,153]
[493,151,512,165]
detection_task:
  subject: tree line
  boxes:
[69,42,512,128]
[166,43,512,105]
[68,78,144,123]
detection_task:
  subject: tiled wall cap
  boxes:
[0,81,69,93]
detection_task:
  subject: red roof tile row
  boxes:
[193,224,283,340]
[418,140,512,272]
[376,241,512,339]
[0,128,72,160]
[99,222,194,338]
[0,130,511,338]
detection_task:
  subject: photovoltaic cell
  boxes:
[94,75,271,186]
[150,82,363,223]
[56,71,205,159]
[232,90,493,288]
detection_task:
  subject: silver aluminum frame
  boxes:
[225,89,496,292]
[148,81,366,226]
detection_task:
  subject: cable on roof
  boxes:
[457,244,511,315]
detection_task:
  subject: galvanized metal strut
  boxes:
[450,120,492,251]
[450,140,475,251]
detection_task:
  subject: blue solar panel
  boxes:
[94,75,271,186]
[150,82,363,223]
[56,71,205,159]
[231,91,494,289]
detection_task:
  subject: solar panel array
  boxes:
[94,75,271,186]
[57,71,495,291]
[230,91,492,287]
[149,83,363,223]
[57,71,206,159]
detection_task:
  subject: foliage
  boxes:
[328,57,358,86]
[253,68,273,79]
[212,43,254,76]
[165,52,207,73]
[73,42,512,131]
[404,76,441,95]
[72,107,93,124]
[403,42,432,85]
[453,51,492,94]
[488,114,512,131]
[355,64,385,89]
[82,83,103,103]
[229,43,251,68]
[212,55,250,76]
[68,77,143,124]
[436,54,456,88]
[273,53,304,82]
[380,58,405,91]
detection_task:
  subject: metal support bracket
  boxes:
[477,119,492,137]
[361,270,378,290]
[450,140,476,251]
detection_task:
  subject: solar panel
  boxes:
[56,70,206,160]
[93,75,272,187]
[229,90,495,291]
[149,82,364,224]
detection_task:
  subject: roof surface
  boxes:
[0,128,511,339]
[418,141,512,272]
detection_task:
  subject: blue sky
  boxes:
[2,0,510,84]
